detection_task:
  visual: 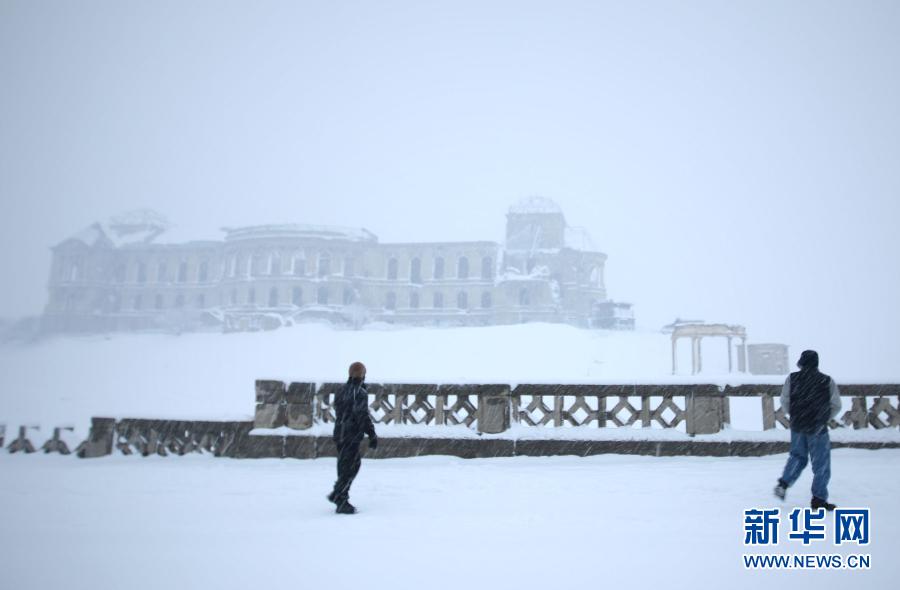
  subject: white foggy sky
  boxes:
[1,1,899,373]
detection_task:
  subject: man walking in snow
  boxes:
[327,361,378,514]
[774,350,842,510]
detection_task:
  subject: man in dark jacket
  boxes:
[774,350,842,510]
[327,361,377,514]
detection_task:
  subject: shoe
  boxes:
[335,501,357,515]
[774,479,787,500]
[327,491,337,504]
[811,497,836,511]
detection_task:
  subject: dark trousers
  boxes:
[332,439,362,504]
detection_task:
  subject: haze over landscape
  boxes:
[2,0,899,378]
[1,4,899,590]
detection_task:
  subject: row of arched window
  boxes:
[219,252,495,281]
[122,260,212,284]
[388,256,493,282]
[125,285,533,312]
[128,292,207,311]
[71,251,498,286]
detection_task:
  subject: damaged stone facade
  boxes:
[42,197,634,333]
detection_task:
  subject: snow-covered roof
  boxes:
[508,196,563,215]
[58,210,179,249]
[564,226,598,252]
[223,224,378,243]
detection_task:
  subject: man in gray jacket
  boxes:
[774,350,842,510]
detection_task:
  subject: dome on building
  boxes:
[508,196,563,215]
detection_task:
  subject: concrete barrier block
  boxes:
[255,380,286,404]
[76,418,115,458]
[254,403,286,429]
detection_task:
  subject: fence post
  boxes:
[76,418,115,458]
[477,385,510,434]
[285,382,315,430]
[686,386,725,435]
[254,380,286,429]
[761,395,776,430]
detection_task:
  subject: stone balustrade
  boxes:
[4,383,898,459]
[254,381,899,435]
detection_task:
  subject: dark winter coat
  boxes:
[781,367,841,434]
[333,378,376,446]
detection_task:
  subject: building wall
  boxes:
[43,210,632,332]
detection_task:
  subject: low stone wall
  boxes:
[56,417,899,460]
[4,381,898,459]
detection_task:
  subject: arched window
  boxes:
[198,260,209,282]
[268,287,279,307]
[230,289,238,306]
[248,288,256,305]
[175,293,185,308]
[293,257,306,276]
[387,258,398,280]
[344,258,354,277]
[113,264,126,283]
[270,253,281,276]
[157,262,167,283]
[481,257,493,280]
[410,258,422,284]
[457,291,468,309]
[519,288,530,306]
[433,292,444,309]
[137,262,147,284]
[155,294,164,309]
[343,288,354,305]
[317,286,329,304]
[385,292,397,310]
[134,295,143,310]
[251,254,265,277]
[196,294,205,308]
[228,255,237,277]
[410,292,420,309]
[318,253,331,277]
[178,261,188,283]
[458,257,469,279]
[434,257,445,280]
[481,292,492,309]
[292,287,302,306]
[590,266,602,287]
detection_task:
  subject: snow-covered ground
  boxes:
[0,450,897,590]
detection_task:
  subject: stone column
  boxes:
[477,385,511,434]
[671,336,678,375]
[697,337,703,374]
[254,380,286,428]
[690,337,700,375]
[727,336,733,373]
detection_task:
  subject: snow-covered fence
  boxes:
[755,383,900,431]
[3,384,898,459]
[255,381,900,435]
